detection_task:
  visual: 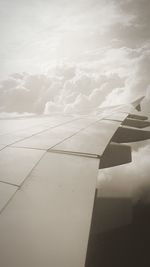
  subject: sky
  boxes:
[0,0,150,202]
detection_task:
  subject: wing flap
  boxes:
[122,118,150,128]
[99,143,132,169]
[127,114,148,120]
[112,126,150,143]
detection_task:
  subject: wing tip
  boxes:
[131,95,145,111]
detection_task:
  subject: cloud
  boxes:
[0,45,149,117]
[0,63,126,115]
[0,71,63,114]
[44,101,63,114]
[100,47,150,111]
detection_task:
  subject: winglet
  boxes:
[131,96,145,111]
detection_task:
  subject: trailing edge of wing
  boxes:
[99,143,132,169]
[127,114,148,120]
[122,118,150,128]
[112,127,150,143]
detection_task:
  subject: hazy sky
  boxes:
[0,0,149,77]
[1,0,121,77]
[0,0,150,202]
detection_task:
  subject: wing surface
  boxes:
[0,96,149,267]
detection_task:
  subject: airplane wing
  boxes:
[0,96,149,267]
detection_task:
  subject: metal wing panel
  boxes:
[0,147,45,186]
[0,115,75,146]
[51,120,121,156]
[0,144,6,151]
[0,115,74,135]
[10,117,99,150]
[103,113,127,121]
[0,152,99,267]
[0,182,17,212]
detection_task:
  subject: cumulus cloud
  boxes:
[0,64,126,115]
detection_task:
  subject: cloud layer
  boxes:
[0,0,150,115]
[0,48,150,116]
